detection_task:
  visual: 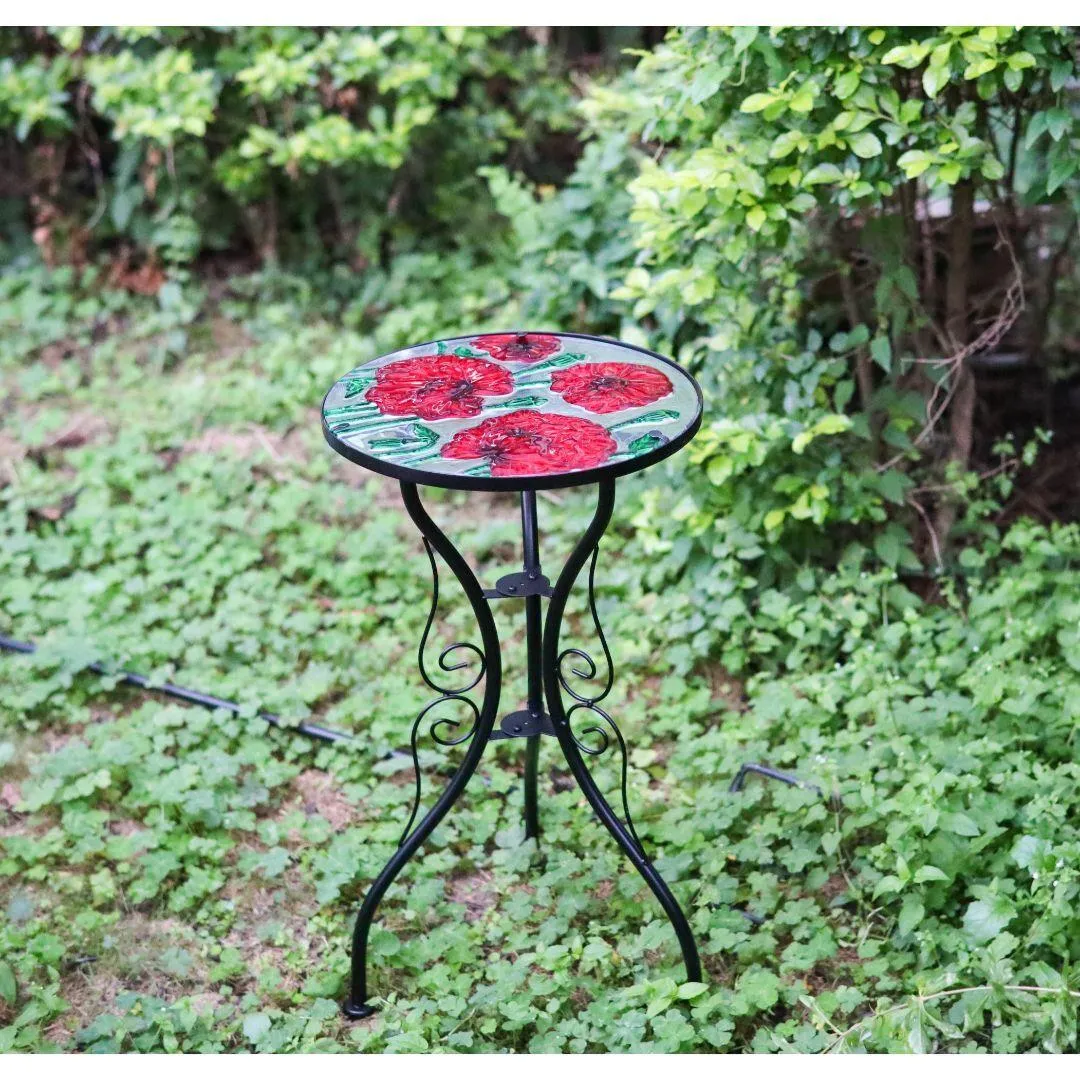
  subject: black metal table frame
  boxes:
[342,479,701,1018]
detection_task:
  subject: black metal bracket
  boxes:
[490,707,556,740]
[483,571,553,600]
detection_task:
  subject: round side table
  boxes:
[322,331,704,1018]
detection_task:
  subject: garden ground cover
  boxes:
[3,280,1080,1053]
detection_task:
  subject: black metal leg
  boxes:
[343,481,502,1019]
[541,480,702,984]
[521,491,543,841]
[344,479,699,1017]
[523,734,540,840]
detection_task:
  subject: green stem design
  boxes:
[608,409,680,433]
[398,449,443,466]
[334,394,546,439]
[325,401,377,419]
[331,415,413,436]
[515,351,585,375]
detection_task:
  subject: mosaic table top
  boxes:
[321,332,702,491]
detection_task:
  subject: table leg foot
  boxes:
[341,999,378,1020]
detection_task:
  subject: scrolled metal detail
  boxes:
[399,693,481,845]
[565,702,644,856]
[556,547,613,707]
[417,537,485,696]
[398,534,488,847]
[554,544,644,857]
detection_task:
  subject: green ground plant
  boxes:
[3,273,1080,1053]
[3,25,1080,1055]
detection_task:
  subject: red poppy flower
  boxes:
[472,333,562,364]
[549,362,673,415]
[440,409,616,477]
[365,355,513,420]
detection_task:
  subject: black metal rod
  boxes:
[541,480,702,984]
[0,634,351,745]
[729,762,821,795]
[344,481,502,1019]
[520,490,542,840]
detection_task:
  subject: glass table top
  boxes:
[321,332,702,491]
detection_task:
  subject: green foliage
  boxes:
[595,27,1076,330]
[4,272,1080,1054]
[480,131,640,334]
[0,27,582,268]
[3,24,1080,1055]
[550,27,1080,665]
[0,55,72,140]
[86,46,218,144]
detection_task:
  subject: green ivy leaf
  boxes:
[898,149,933,179]
[242,1013,272,1043]
[881,43,929,68]
[963,898,1015,944]
[922,64,949,98]
[834,70,860,100]
[914,865,949,884]
[1047,154,1078,196]
[849,131,882,159]
[740,92,776,113]
[870,334,892,370]
[0,961,16,1006]
[898,897,925,936]
[803,163,844,186]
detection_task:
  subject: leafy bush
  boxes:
[516,26,1080,667]
[0,27,587,268]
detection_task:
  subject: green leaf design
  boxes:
[341,377,374,399]
[627,430,669,455]
[399,450,441,465]
[331,415,408,436]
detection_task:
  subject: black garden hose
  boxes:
[0,634,351,746]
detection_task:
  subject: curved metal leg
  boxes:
[541,480,702,983]
[343,481,502,1019]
